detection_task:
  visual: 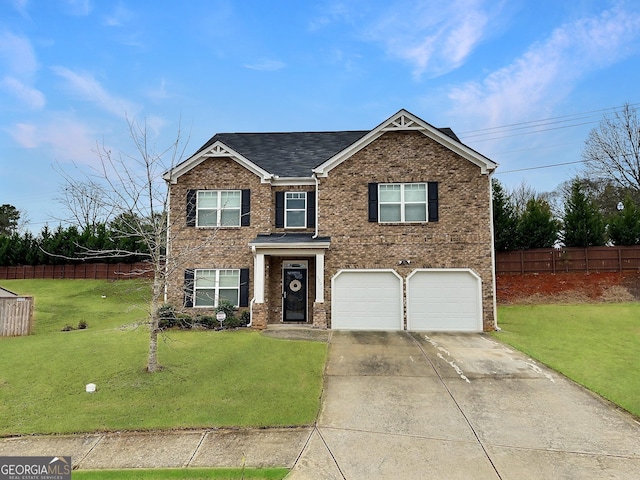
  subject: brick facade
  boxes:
[165,121,496,331]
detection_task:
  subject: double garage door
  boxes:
[331,269,482,331]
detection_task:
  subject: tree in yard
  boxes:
[608,195,640,245]
[517,197,560,249]
[492,179,520,251]
[56,119,192,373]
[561,179,606,247]
[583,103,640,191]
[0,204,21,236]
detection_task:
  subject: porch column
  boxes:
[254,252,265,303]
[315,252,324,302]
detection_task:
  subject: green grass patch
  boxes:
[72,467,288,479]
[494,303,640,417]
[0,280,327,436]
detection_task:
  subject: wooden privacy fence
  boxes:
[496,246,640,275]
[0,296,34,336]
[0,262,154,280]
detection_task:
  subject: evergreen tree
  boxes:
[517,198,560,249]
[492,179,520,251]
[608,195,640,245]
[562,180,606,247]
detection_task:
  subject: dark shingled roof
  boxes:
[193,127,461,178]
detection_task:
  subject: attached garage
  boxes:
[331,270,403,330]
[407,269,482,332]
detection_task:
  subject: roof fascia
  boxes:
[163,140,274,184]
[271,177,316,186]
[313,109,498,176]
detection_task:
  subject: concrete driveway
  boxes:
[287,331,640,479]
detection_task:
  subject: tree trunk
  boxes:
[146,269,163,372]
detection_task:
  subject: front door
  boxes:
[283,267,307,322]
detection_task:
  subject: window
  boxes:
[275,191,316,229]
[197,190,241,227]
[285,192,306,228]
[379,183,427,222]
[194,269,240,307]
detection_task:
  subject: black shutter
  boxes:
[428,182,439,222]
[368,183,378,222]
[186,190,197,227]
[184,269,195,307]
[306,190,316,228]
[241,189,250,226]
[239,268,249,307]
[275,191,285,228]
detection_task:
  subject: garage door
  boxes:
[331,270,403,330]
[407,269,482,331]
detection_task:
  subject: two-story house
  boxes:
[163,109,498,331]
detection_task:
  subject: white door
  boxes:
[407,269,482,331]
[331,270,403,330]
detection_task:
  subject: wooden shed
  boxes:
[0,286,34,336]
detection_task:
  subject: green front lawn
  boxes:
[72,468,289,479]
[0,280,327,436]
[495,303,640,417]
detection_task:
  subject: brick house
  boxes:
[163,109,498,331]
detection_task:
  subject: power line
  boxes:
[495,159,587,175]
[458,102,640,143]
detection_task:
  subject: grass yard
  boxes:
[72,468,289,479]
[0,280,327,436]
[495,303,640,418]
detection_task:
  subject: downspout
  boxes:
[312,173,319,239]
[488,172,499,331]
[163,177,171,304]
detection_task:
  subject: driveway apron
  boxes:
[287,331,640,479]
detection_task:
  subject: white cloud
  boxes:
[447,3,640,127]
[62,0,92,16]
[51,66,139,118]
[0,31,38,77]
[1,76,45,109]
[9,116,99,165]
[103,3,134,27]
[244,59,286,71]
[362,0,492,78]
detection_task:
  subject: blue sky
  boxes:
[2,0,640,231]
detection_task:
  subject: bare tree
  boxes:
[55,171,115,233]
[583,103,640,191]
[57,118,195,372]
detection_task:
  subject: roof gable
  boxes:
[313,109,497,176]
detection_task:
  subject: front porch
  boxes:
[249,234,330,329]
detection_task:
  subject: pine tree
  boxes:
[608,195,640,245]
[517,198,560,249]
[492,179,520,251]
[562,180,606,247]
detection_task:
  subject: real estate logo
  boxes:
[0,456,71,480]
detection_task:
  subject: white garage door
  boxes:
[407,269,482,332]
[331,270,403,330]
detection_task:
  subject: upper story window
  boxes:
[369,182,438,223]
[285,192,307,228]
[186,189,250,228]
[197,190,241,227]
[379,183,427,222]
[275,191,316,229]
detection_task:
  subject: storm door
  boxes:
[283,262,307,322]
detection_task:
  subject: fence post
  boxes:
[585,248,589,274]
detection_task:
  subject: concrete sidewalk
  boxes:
[0,427,310,470]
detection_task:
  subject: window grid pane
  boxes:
[194,269,240,307]
[197,190,241,227]
[285,192,306,228]
[378,183,428,223]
